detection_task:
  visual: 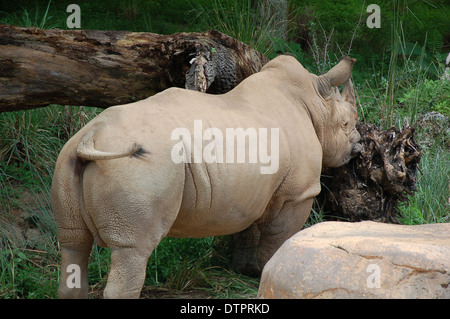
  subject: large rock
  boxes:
[258,221,450,299]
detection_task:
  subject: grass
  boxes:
[0,0,448,299]
[0,0,64,29]
[0,186,59,298]
[190,0,286,57]
[398,147,449,225]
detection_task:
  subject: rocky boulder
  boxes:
[258,221,450,299]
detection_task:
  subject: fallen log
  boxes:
[0,24,268,112]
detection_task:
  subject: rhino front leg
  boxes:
[232,224,261,276]
[257,198,313,270]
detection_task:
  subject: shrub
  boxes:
[398,78,450,117]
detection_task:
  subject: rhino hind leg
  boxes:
[77,158,186,298]
[101,206,180,299]
[51,152,94,298]
[58,230,94,299]
[97,201,180,299]
[103,246,153,299]
[100,211,174,298]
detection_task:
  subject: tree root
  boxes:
[317,122,422,223]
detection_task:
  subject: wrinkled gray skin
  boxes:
[51,55,361,298]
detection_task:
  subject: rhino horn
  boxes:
[317,56,356,100]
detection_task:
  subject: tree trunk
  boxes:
[0,24,268,112]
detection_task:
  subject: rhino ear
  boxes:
[341,79,356,107]
[334,87,342,101]
[317,56,356,100]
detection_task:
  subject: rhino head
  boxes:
[313,56,362,167]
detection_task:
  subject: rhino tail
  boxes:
[76,129,142,161]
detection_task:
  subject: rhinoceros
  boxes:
[51,55,361,298]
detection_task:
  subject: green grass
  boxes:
[190,0,285,57]
[398,147,450,225]
[0,0,63,29]
[0,186,59,298]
